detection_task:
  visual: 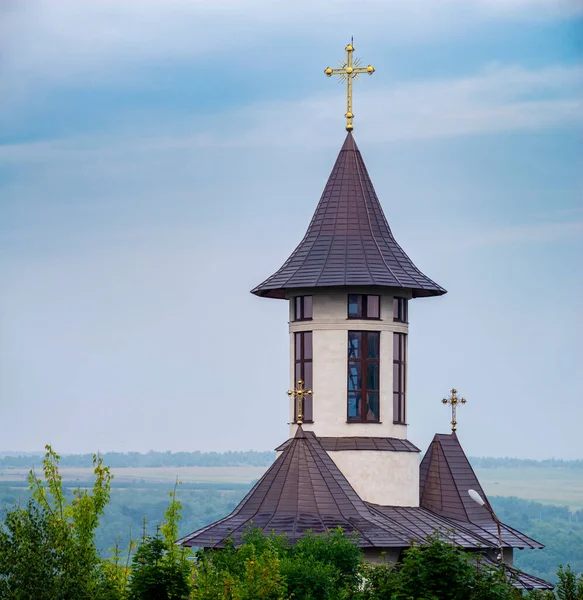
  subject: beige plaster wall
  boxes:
[287,289,410,439]
[328,450,420,506]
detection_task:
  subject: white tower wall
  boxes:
[328,450,419,506]
[288,289,410,438]
[286,288,419,507]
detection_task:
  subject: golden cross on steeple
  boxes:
[325,39,375,132]
[287,379,312,426]
[442,388,467,432]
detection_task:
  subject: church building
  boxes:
[179,43,552,591]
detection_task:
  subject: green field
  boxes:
[0,465,267,486]
[476,467,583,510]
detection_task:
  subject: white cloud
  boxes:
[1,0,581,109]
[231,64,583,145]
[0,64,580,170]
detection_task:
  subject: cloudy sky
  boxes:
[1,0,581,459]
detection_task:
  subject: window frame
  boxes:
[347,294,381,320]
[393,332,407,425]
[294,331,313,423]
[393,297,408,323]
[347,330,381,423]
[294,295,313,321]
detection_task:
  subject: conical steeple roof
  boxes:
[420,432,492,523]
[419,432,543,549]
[251,133,446,299]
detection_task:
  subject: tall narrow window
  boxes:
[294,331,313,422]
[393,333,407,424]
[347,331,380,422]
[393,297,408,323]
[347,295,380,319]
[294,296,313,321]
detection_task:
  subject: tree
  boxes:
[0,445,114,599]
[555,565,583,600]
[360,534,517,600]
[128,482,194,600]
[192,529,287,600]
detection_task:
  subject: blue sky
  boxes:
[0,0,581,458]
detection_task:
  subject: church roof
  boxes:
[251,133,446,299]
[477,555,554,591]
[420,432,491,523]
[178,429,541,551]
[178,427,411,549]
[275,435,420,453]
[419,432,543,549]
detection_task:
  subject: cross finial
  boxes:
[287,379,313,425]
[441,388,467,432]
[324,41,375,132]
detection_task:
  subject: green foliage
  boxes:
[100,539,135,600]
[128,482,194,600]
[279,556,339,600]
[291,528,362,585]
[192,527,362,600]
[361,535,515,600]
[193,530,287,600]
[492,497,583,583]
[195,529,550,600]
[524,591,556,600]
[555,565,583,600]
[280,529,362,600]
[129,536,192,600]
[524,567,583,600]
[0,445,114,599]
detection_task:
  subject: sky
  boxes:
[0,0,582,459]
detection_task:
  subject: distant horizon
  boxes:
[2,449,581,463]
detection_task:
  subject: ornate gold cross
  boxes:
[325,40,375,132]
[287,379,312,426]
[442,388,467,432]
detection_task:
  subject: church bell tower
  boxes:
[251,43,446,507]
[180,47,552,590]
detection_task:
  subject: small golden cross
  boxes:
[287,379,313,426]
[324,40,375,132]
[442,388,467,432]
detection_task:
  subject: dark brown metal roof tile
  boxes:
[180,428,415,549]
[418,432,544,550]
[251,133,446,299]
[316,436,420,452]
